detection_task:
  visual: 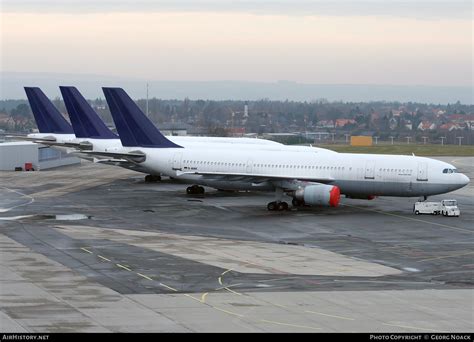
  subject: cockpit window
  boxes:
[443,168,458,174]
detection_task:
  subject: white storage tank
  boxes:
[0,142,39,171]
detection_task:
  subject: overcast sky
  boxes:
[1,1,472,87]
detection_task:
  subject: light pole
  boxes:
[344,134,350,144]
[440,137,446,146]
[456,136,464,146]
[422,136,428,145]
[406,137,411,144]
[373,136,379,145]
[389,136,394,145]
[146,83,149,118]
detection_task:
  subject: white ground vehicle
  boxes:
[414,200,460,217]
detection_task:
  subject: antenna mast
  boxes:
[146,83,149,117]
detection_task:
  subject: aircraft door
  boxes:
[246,159,253,173]
[172,152,182,170]
[417,162,428,181]
[364,161,375,179]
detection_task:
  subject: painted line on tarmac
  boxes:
[212,306,245,318]
[417,251,474,263]
[76,248,327,328]
[159,283,178,292]
[0,187,35,213]
[116,263,132,272]
[137,272,153,281]
[260,319,321,331]
[382,322,440,332]
[98,255,111,262]
[305,310,355,321]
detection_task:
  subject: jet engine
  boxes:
[294,184,340,207]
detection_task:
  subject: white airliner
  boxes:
[20,87,316,181]
[81,87,469,210]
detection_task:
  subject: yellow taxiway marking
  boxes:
[201,292,208,303]
[260,319,321,331]
[212,306,244,318]
[343,204,473,234]
[98,255,111,262]
[417,251,474,263]
[221,268,234,276]
[116,263,132,272]
[136,272,153,281]
[80,247,93,254]
[159,283,178,292]
[305,310,355,321]
[382,322,440,332]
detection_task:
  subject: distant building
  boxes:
[0,142,80,171]
[439,122,462,131]
[160,122,189,136]
[316,120,334,129]
[335,119,356,128]
[227,127,246,137]
[403,120,413,130]
[389,117,398,130]
[417,121,436,131]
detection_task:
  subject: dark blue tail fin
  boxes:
[102,87,182,148]
[60,86,117,139]
[24,87,74,134]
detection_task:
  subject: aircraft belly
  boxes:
[337,180,458,197]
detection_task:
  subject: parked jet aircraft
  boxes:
[85,87,469,210]
[18,87,303,181]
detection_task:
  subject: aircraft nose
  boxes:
[460,174,470,186]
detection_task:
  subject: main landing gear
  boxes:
[267,201,289,211]
[267,187,290,211]
[145,175,161,182]
[186,185,205,195]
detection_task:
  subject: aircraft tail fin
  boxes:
[24,87,74,134]
[60,86,117,139]
[102,87,182,148]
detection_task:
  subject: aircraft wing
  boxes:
[6,135,93,150]
[6,135,58,143]
[78,150,146,162]
[175,170,334,188]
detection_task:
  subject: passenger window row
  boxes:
[183,160,347,171]
[379,168,412,173]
